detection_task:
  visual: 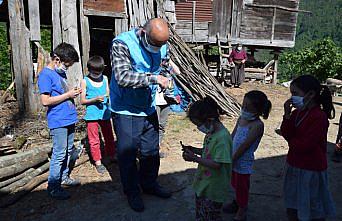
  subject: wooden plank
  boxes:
[83,8,127,18]
[61,0,83,90]
[114,19,128,36]
[176,21,209,30]
[52,0,62,49]
[146,0,154,19]
[131,0,139,26]
[164,0,175,12]
[8,0,25,112]
[28,0,40,41]
[245,3,311,14]
[84,0,126,15]
[80,0,90,74]
[127,0,134,28]
[192,1,196,42]
[270,7,276,43]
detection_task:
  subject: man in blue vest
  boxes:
[110,18,172,212]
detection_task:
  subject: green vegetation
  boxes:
[0,22,11,90]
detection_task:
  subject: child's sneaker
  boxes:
[95,164,107,174]
[48,187,70,200]
[61,177,81,186]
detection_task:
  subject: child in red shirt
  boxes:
[280,75,336,221]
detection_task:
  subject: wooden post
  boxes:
[271,7,277,43]
[52,0,62,49]
[192,1,196,43]
[8,0,25,112]
[273,50,281,85]
[80,0,90,74]
[28,0,41,41]
[61,0,83,90]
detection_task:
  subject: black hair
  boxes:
[244,90,272,119]
[188,97,221,124]
[51,43,79,63]
[291,75,335,119]
[87,55,105,73]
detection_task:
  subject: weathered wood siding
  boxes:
[83,0,126,17]
[175,0,213,22]
[209,0,233,39]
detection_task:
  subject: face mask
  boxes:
[55,63,68,74]
[197,123,213,134]
[240,109,257,121]
[291,96,304,109]
[141,32,161,54]
[237,46,242,51]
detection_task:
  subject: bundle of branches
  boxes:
[168,26,241,117]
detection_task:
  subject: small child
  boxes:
[80,56,116,174]
[280,75,336,221]
[182,97,232,221]
[223,90,271,221]
[38,43,81,200]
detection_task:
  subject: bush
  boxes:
[279,38,342,82]
[0,23,11,90]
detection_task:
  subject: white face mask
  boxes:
[240,109,257,121]
[237,46,242,51]
[141,32,162,54]
[291,96,304,109]
[197,124,213,134]
[55,63,68,74]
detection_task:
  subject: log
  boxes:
[0,161,49,195]
[0,80,15,104]
[0,153,49,180]
[0,145,50,168]
[327,78,342,85]
[0,157,89,208]
[0,168,34,189]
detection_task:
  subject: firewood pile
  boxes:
[168,26,241,117]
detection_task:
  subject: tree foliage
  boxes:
[279,38,342,82]
[0,22,11,90]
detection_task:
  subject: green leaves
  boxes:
[279,38,342,82]
[0,22,11,90]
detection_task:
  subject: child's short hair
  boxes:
[188,97,221,124]
[87,56,105,73]
[52,43,79,63]
[244,90,272,119]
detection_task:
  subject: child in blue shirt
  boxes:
[80,56,116,174]
[38,43,81,200]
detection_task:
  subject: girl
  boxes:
[223,90,272,221]
[182,97,232,221]
[280,75,336,221]
[80,56,116,175]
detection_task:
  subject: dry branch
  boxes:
[169,26,241,117]
[0,168,34,189]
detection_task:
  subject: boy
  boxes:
[38,43,81,200]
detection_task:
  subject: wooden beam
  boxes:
[61,0,83,90]
[8,0,25,112]
[80,0,90,74]
[192,1,196,42]
[52,0,62,49]
[83,8,127,18]
[245,3,312,14]
[28,0,40,41]
[271,7,276,43]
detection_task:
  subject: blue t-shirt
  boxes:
[38,67,78,129]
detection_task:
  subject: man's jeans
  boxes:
[113,113,160,195]
[48,124,75,190]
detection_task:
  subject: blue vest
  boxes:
[84,76,111,121]
[110,29,168,116]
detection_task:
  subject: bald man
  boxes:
[110,18,173,212]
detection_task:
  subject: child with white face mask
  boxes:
[223,90,271,221]
[280,75,336,221]
[182,97,233,221]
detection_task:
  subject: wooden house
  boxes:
[0,0,304,114]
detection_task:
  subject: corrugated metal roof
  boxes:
[175,0,213,22]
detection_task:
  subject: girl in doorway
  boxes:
[81,56,116,175]
[223,90,272,221]
[280,75,336,221]
[182,97,232,221]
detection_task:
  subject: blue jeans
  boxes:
[113,113,160,195]
[48,124,75,190]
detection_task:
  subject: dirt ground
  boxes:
[1,82,342,221]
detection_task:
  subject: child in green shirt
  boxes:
[182,97,233,221]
